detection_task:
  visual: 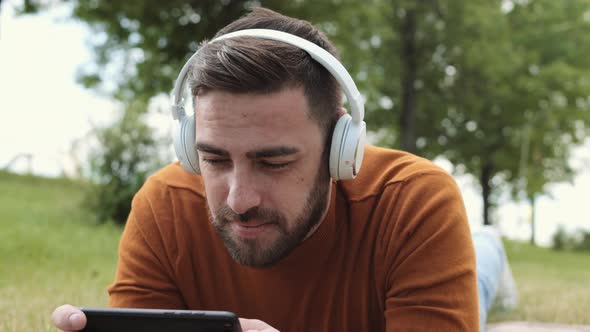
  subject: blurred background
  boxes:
[1,0,589,330]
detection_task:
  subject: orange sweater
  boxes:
[108,145,479,331]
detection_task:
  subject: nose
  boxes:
[226,170,262,215]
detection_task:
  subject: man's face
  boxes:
[195,86,331,268]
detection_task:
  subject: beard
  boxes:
[209,164,331,268]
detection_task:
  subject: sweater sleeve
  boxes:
[377,172,479,331]
[107,187,185,309]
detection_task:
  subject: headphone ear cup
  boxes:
[329,115,351,180]
[329,114,366,181]
[173,115,200,174]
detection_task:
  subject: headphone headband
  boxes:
[171,29,364,124]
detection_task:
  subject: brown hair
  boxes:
[187,7,343,141]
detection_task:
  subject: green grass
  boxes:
[1,171,589,330]
[0,171,122,331]
[487,240,590,324]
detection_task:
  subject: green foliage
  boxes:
[580,232,590,251]
[16,0,292,101]
[552,225,590,252]
[501,0,590,203]
[552,225,571,250]
[350,0,590,224]
[85,102,168,224]
[70,0,262,101]
[17,0,590,226]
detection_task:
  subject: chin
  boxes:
[223,231,294,268]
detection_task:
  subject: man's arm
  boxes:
[107,189,185,308]
[377,172,479,331]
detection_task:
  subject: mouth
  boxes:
[230,220,275,239]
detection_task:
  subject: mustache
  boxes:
[216,205,282,223]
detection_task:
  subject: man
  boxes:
[53,7,479,331]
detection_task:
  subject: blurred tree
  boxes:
[552,226,590,252]
[23,1,266,102]
[17,0,590,228]
[306,1,522,225]
[350,0,590,226]
[505,0,590,238]
[16,0,319,102]
[16,0,278,223]
[419,1,523,226]
[85,101,168,224]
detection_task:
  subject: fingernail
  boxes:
[69,313,82,326]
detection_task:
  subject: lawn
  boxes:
[0,171,122,331]
[1,170,589,330]
[488,240,590,325]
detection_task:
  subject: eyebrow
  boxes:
[245,146,300,159]
[195,142,230,157]
[195,142,299,159]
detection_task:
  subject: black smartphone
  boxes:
[80,307,242,332]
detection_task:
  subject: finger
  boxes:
[239,318,279,332]
[239,318,266,330]
[51,304,87,331]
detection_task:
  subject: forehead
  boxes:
[194,87,323,149]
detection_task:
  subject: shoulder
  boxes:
[339,146,467,257]
[354,149,474,306]
[140,162,206,199]
[129,162,208,235]
[339,145,454,202]
[337,145,466,253]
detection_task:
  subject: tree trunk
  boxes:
[530,195,536,246]
[480,162,493,225]
[400,8,418,154]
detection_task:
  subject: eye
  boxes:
[201,158,230,166]
[259,160,291,170]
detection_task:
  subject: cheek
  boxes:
[271,170,316,218]
[202,177,227,211]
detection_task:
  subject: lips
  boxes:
[230,220,275,239]
[234,220,272,228]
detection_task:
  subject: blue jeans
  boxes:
[473,229,507,332]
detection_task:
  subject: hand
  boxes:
[239,318,280,332]
[51,304,87,331]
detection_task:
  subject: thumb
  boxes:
[51,304,87,331]
[239,318,280,332]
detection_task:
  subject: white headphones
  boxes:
[171,29,366,180]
